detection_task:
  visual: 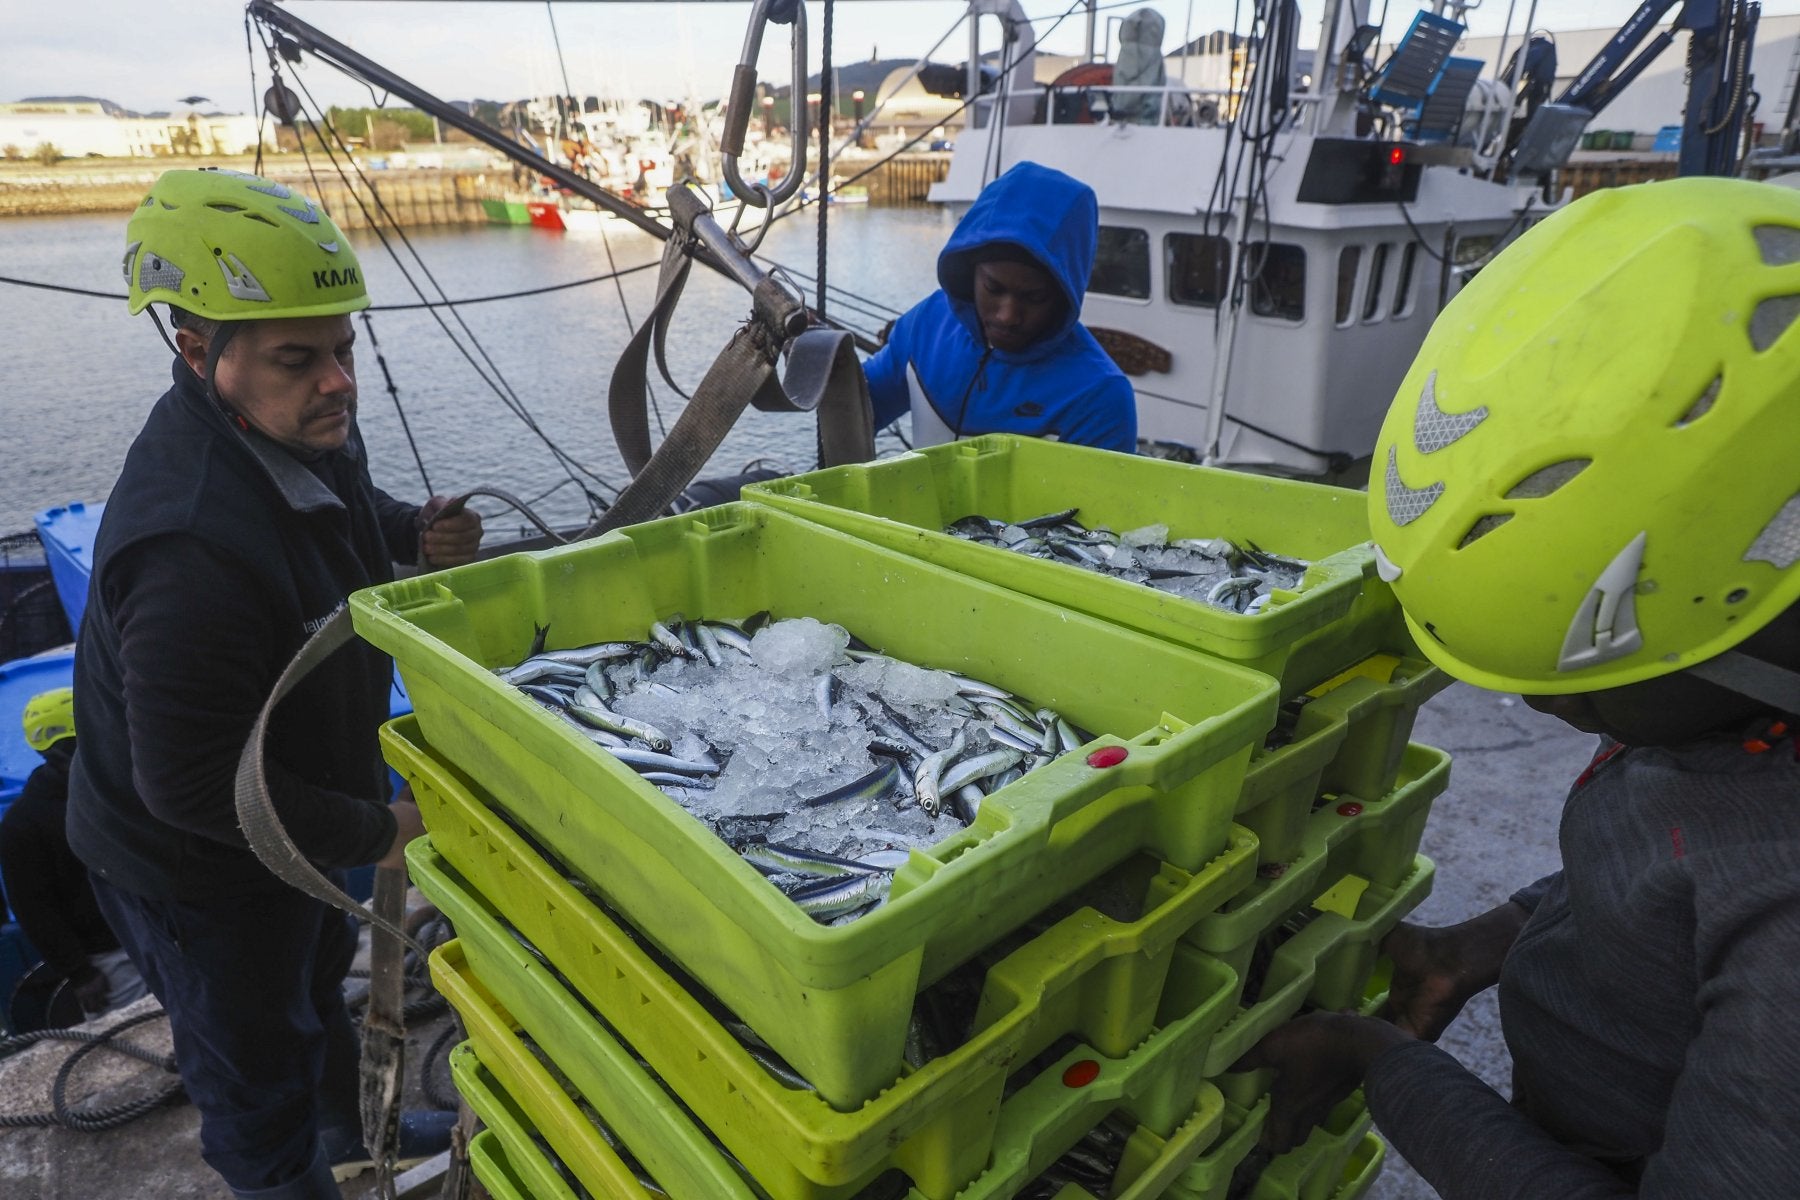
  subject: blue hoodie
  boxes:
[862,162,1136,453]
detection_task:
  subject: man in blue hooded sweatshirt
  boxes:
[863,161,1137,453]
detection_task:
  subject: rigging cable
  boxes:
[818,0,835,319]
[542,0,670,437]
[258,22,622,511]
[359,311,434,495]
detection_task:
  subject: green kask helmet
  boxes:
[1369,177,1800,698]
[23,688,74,754]
[123,168,368,321]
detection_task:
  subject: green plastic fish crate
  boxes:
[1194,854,1434,1077]
[469,1130,547,1200]
[452,1045,585,1200]
[433,940,748,1199]
[1238,658,1445,866]
[408,833,1247,1200]
[356,505,1277,1109]
[1199,743,1449,977]
[743,435,1413,695]
[1166,1093,1381,1200]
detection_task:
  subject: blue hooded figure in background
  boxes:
[862,161,1137,453]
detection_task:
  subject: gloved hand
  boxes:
[417,494,483,568]
[69,965,111,1017]
[1381,901,1530,1040]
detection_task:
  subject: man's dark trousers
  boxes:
[90,871,361,1191]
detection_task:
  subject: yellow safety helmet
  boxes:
[1369,177,1800,698]
[123,168,368,321]
[22,688,75,754]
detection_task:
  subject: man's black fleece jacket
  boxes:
[67,360,420,901]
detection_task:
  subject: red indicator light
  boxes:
[1087,746,1129,769]
[1336,801,1364,817]
[1387,147,1406,165]
[1063,1059,1101,1088]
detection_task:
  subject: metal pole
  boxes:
[1489,0,1542,179]
[1085,0,1098,62]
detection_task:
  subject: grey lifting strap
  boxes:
[1685,648,1800,714]
[233,605,423,1194]
[597,198,874,538]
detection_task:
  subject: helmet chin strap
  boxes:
[1686,650,1800,715]
[155,307,246,425]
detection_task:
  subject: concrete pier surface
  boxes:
[0,682,1593,1200]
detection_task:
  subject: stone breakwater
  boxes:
[0,156,491,227]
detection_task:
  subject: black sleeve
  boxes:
[373,486,422,567]
[1509,872,1559,913]
[1365,1040,1635,1199]
[110,534,397,869]
[0,772,92,977]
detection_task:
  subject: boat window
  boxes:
[1091,226,1152,300]
[1335,246,1362,326]
[1394,243,1419,317]
[1248,242,1306,321]
[1166,234,1230,308]
[1362,244,1391,322]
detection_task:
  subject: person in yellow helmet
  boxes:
[1237,177,1800,1197]
[66,169,481,1199]
[0,689,147,1019]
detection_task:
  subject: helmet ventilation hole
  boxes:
[1748,294,1800,351]
[1505,459,1590,499]
[242,212,279,227]
[1726,588,1750,604]
[207,202,245,213]
[1753,225,1800,266]
[1457,513,1512,548]
[1745,492,1800,569]
[1675,376,1721,426]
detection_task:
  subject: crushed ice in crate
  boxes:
[501,615,1090,924]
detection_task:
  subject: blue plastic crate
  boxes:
[34,503,104,632]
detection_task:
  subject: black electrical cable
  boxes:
[818,0,835,320]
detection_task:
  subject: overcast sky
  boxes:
[4,0,1787,115]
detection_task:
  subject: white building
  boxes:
[0,101,274,159]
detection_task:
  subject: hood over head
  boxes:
[937,162,1098,349]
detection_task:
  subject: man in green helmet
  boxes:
[66,168,481,1199]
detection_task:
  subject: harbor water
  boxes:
[0,203,955,536]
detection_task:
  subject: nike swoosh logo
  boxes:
[1384,445,1443,527]
[1412,370,1487,454]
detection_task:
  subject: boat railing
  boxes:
[1031,84,1318,129]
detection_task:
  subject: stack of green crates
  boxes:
[354,439,1453,1199]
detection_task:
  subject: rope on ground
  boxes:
[0,1009,184,1132]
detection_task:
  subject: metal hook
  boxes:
[720,0,809,209]
[736,184,778,254]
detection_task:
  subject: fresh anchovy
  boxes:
[567,698,672,751]
[868,697,932,755]
[740,610,773,635]
[814,672,840,722]
[988,766,1025,792]
[866,736,921,768]
[677,620,704,659]
[649,619,690,658]
[520,682,573,707]
[787,871,890,919]
[640,771,715,789]
[608,746,720,775]
[502,658,586,686]
[1016,507,1079,530]
[583,660,613,704]
[987,724,1038,754]
[742,841,877,878]
[939,747,1024,796]
[914,731,967,817]
[857,848,910,871]
[843,647,894,665]
[528,622,551,658]
[950,783,984,825]
[708,622,753,657]
[950,674,1012,700]
[1056,717,1085,753]
[535,642,642,667]
[694,621,725,667]
[800,759,900,809]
